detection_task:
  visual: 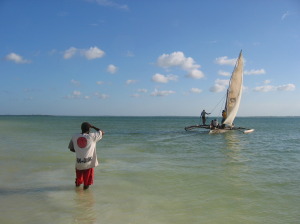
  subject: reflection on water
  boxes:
[73,188,96,224]
[224,132,249,163]
[222,132,252,191]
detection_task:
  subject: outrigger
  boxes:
[185,125,254,134]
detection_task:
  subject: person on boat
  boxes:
[210,119,219,130]
[68,122,105,190]
[201,109,210,125]
[221,110,227,129]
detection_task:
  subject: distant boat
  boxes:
[185,50,254,134]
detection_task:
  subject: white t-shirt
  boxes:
[70,131,103,170]
[213,119,219,126]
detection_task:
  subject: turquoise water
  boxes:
[0,116,299,224]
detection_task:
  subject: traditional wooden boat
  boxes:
[185,51,254,134]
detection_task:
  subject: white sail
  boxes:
[223,51,244,127]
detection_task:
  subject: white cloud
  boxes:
[94,92,109,99]
[277,84,296,91]
[218,70,231,77]
[244,69,266,75]
[157,51,204,79]
[157,52,192,68]
[210,84,227,93]
[137,89,148,93]
[151,89,175,97]
[64,47,77,59]
[131,88,148,97]
[215,56,236,66]
[126,80,137,85]
[65,90,82,99]
[71,79,80,86]
[152,73,178,83]
[186,69,204,79]
[82,46,105,59]
[254,83,296,92]
[253,85,275,92]
[107,64,118,74]
[210,79,229,93]
[190,88,202,93]
[88,0,129,10]
[5,52,31,64]
[63,46,105,60]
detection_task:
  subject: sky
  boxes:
[1,0,299,116]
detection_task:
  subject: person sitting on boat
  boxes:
[210,119,219,129]
[201,110,210,125]
[221,110,227,129]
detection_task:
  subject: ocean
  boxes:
[0,116,299,224]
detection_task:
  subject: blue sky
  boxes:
[1,0,299,116]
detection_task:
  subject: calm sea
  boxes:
[0,116,299,224]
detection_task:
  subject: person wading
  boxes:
[68,122,104,190]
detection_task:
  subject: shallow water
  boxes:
[0,116,299,223]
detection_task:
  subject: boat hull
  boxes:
[209,127,255,134]
[184,125,210,131]
[209,128,230,134]
[184,125,254,134]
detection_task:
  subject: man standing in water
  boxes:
[68,122,104,190]
[201,109,210,125]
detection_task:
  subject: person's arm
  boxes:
[91,125,105,135]
[68,139,75,152]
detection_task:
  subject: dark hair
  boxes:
[81,122,91,133]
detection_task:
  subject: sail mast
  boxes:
[223,50,243,127]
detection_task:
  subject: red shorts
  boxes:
[75,168,94,186]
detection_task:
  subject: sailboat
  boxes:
[185,50,254,134]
